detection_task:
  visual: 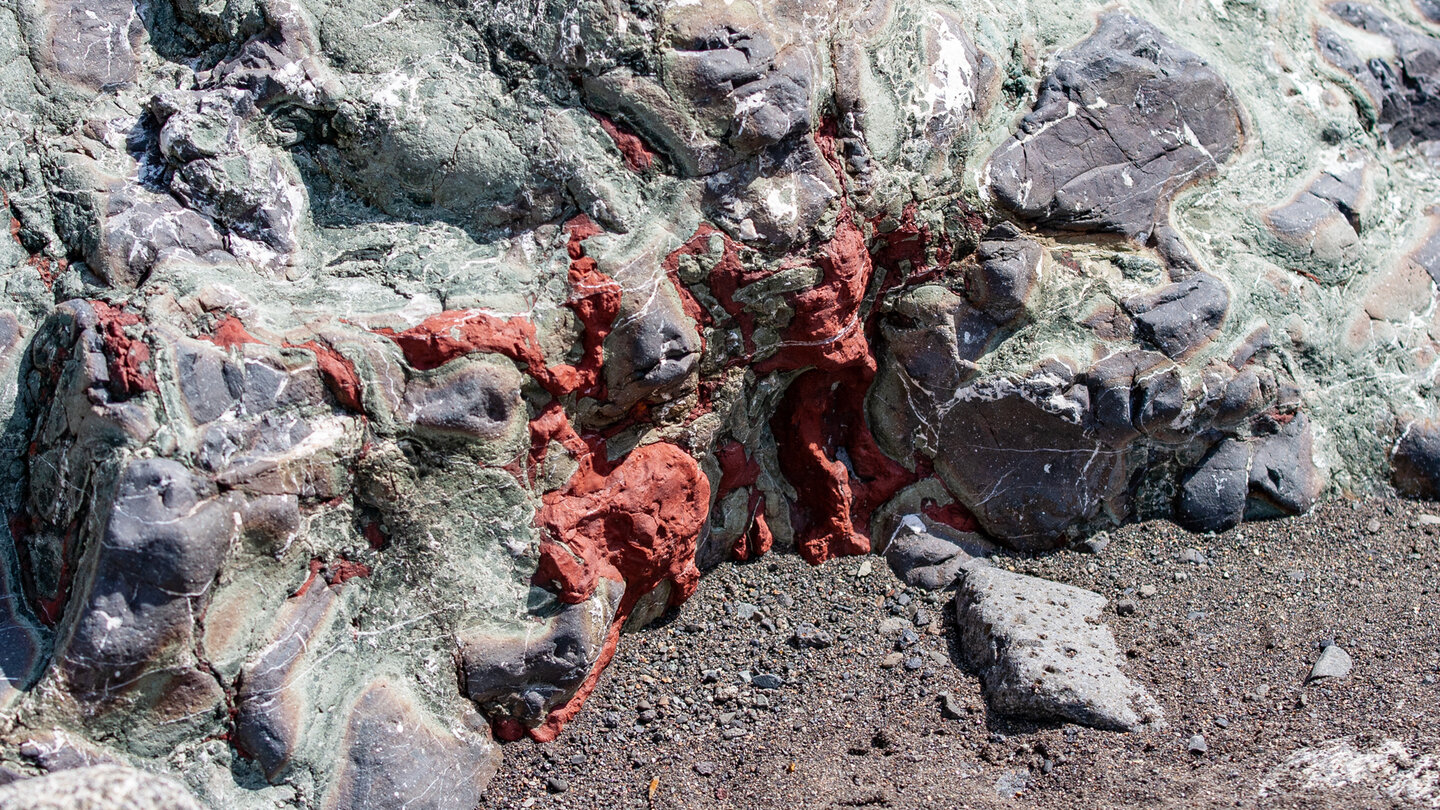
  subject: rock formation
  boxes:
[0,0,1437,805]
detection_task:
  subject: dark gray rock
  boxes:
[966,224,1041,323]
[1178,438,1251,533]
[1248,414,1321,519]
[1124,272,1230,360]
[791,622,834,648]
[1320,3,1440,150]
[987,12,1242,240]
[234,584,342,780]
[882,516,992,590]
[461,579,623,728]
[929,371,1131,550]
[1392,419,1440,499]
[59,458,241,699]
[326,679,498,810]
[403,359,522,440]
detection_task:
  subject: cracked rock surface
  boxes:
[955,565,1161,732]
[0,0,1437,805]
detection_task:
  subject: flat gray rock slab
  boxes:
[955,566,1162,731]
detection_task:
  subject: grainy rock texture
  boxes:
[0,0,1436,805]
[955,565,1161,731]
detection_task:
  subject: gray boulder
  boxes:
[955,566,1161,731]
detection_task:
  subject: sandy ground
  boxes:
[485,498,1440,809]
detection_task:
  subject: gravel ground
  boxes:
[485,498,1440,809]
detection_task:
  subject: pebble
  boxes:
[1139,584,1158,599]
[1419,514,1440,526]
[1115,598,1137,616]
[603,711,622,728]
[1078,532,1111,554]
[1366,518,1382,533]
[897,628,920,648]
[913,608,932,627]
[878,617,909,634]
[856,560,873,577]
[939,692,965,719]
[735,603,759,621]
[752,673,783,690]
[881,653,904,669]
[1308,644,1353,682]
[694,761,717,776]
[1214,716,1230,729]
[546,777,569,794]
[722,727,746,740]
[1179,548,1207,565]
[903,655,924,671]
[1187,735,1208,756]
[792,622,835,649]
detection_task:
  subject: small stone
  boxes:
[1366,518,1382,533]
[701,669,721,683]
[881,653,904,669]
[939,692,965,719]
[1187,735,1208,755]
[694,761,717,776]
[1139,584,1158,599]
[722,727,746,740]
[1114,598,1137,616]
[878,617,909,634]
[1308,644,1353,682]
[603,711,622,728]
[752,673,783,690]
[856,560,873,577]
[1214,716,1230,729]
[735,602,759,621]
[1078,532,1111,554]
[1178,548,1207,565]
[638,709,657,724]
[792,622,835,649]
[1419,514,1440,526]
[546,777,569,794]
[897,628,920,648]
[904,655,924,671]
[1186,610,1206,621]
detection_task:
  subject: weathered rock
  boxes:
[1178,439,1251,533]
[0,765,204,810]
[1319,3,1440,150]
[1124,272,1229,360]
[1392,419,1440,499]
[883,515,992,590]
[325,680,499,810]
[986,12,1243,240]
[955,566,1161,731]
[0,0,1435,803]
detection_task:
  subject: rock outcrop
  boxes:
[0,0,1435,804]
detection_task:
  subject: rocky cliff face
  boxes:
[0,0,1437,805]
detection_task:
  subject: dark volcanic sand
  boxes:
[485,499,1440,809]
